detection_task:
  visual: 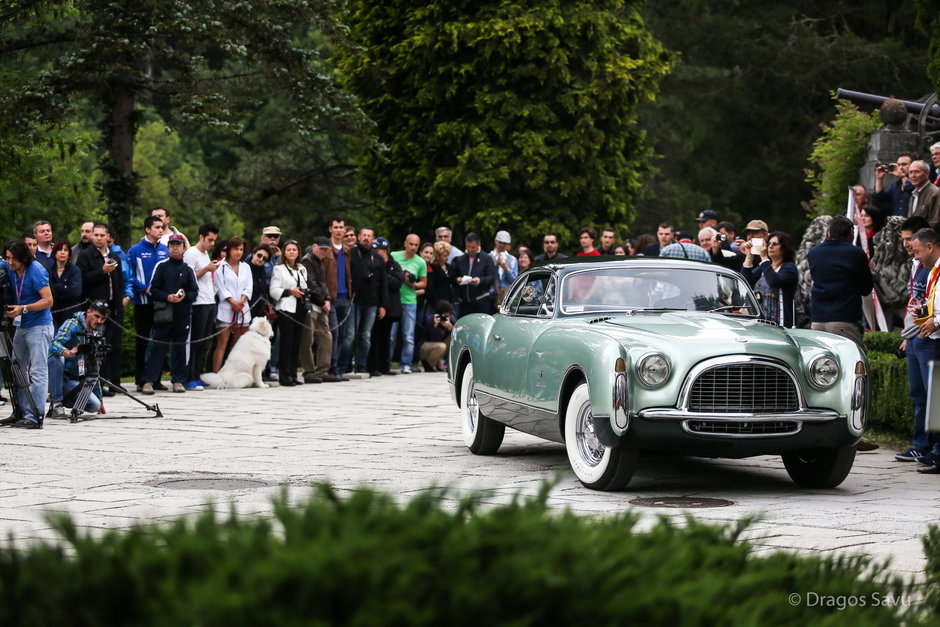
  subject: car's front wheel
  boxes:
[564,382,637,490]
[459,362,505,454]
[782,447,856,488]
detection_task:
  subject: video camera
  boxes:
[77,332,111,361]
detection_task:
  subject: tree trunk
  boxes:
[103,84,138,248]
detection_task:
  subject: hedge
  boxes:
[0,486,928,625]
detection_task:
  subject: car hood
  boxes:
[595,312,801,360]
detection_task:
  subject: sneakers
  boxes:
[141,382,155,395]
[400,365,413,374]
[49,405,70,420]
[917,452,938,467]
[184,380,204,391]
[172,382,186,393]
[12,418,40,429]
[895,448,924,462]
[153,382,169,391]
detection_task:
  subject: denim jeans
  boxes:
[330,297,350,373]
[340,304,377,373]
[63,378,101,413]
[12,323,53,423]
[390,304,417,368]
[907,336,940,452]
[47,355,102,413]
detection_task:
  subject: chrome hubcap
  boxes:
[576,401,604,466]
[466,380,479,432]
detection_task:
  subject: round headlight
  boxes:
[637,353,670,388]
[810,355,840,388]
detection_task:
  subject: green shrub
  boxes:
[0,486,925,625]
[926,525,940,615]
[864,331,903,355]
[866,350,915,438]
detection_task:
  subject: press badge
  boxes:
[77,355,86,377]
[12,315,21,327]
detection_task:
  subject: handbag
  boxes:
[153,300,173,325]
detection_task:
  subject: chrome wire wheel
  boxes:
[459,361,505,455]
[575,400,605,467]
[564,381,638,491]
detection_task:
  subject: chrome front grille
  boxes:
[685,420,800,435]
[687,363,799,413]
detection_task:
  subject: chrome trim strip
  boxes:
[640,408,841,422]
[475,390,558,420]
[677,355,805,411]
[680,420,803,438]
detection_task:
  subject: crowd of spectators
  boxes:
[2,152,940,473]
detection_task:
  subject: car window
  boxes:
[506,273,552,317]
[560,267,760,315]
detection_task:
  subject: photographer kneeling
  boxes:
[47,301,109,417]
[417,300,455,372]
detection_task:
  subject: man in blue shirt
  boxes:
[127,216,169,389]
[1,239,54,428]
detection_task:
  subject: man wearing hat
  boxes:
[260,225,283,380]
[490,230,518,306]
[141,233,198,394]
[261,226,283,281]
[695,210,720,230]
[299,236,333,383]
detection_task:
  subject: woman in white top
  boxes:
[269,240,307,385]
[269,240,308,385]
[212,236,253,372]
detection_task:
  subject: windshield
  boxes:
[559,266,761,316]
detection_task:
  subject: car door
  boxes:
[479,271,554,401]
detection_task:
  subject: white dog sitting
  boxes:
[200,317,275,389]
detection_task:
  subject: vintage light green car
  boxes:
[448,258,868,491]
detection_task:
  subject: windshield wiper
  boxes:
[629,307,687,314]
[708,305,756,315]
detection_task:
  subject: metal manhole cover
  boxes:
[147,477,275,490]
[629,496,735,509]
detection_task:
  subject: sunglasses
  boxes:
[254,253,270,261]
[768,242,781,247]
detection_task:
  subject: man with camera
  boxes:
[872,153,914,217]
[141,234,198,394]
[698,227,743,272]
[417,301,456,372]
[1,239,54,428]
[47,302,110,416]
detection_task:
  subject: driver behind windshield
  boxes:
[47,301,110,418]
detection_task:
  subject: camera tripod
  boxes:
[0,323,43,428]
[62,341,162,423]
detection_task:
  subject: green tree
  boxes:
[915,0,940,97]
[639,0,932,237]
[804,99,881,217]
[335,0,672,246]
[0,0,366,246]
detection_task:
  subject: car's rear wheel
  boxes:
[564,382,637,490]
[459,362,505,454]
[782,447,856,488]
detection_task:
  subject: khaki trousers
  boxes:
[299,308,332,378]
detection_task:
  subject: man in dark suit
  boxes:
[75,222,126,390]
[452,232,497,317]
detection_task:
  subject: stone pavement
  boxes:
[0,371,936,582]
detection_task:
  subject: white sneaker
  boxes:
[401,365,412,374]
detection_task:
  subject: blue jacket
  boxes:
[110,244,134,300]
[807,238,873,323]
[127,238,169,304]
